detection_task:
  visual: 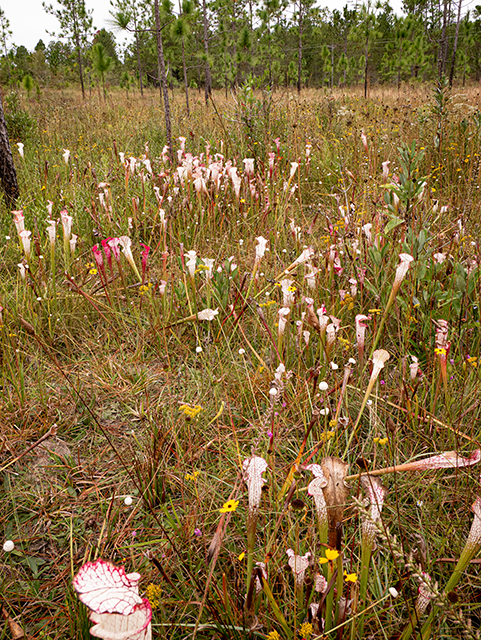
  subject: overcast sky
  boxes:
[2,0,405,52]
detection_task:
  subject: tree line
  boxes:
[1,0,481,100]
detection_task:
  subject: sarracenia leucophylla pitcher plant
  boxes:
[243,456,268,597]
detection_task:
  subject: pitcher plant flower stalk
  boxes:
[243,456,268,595]
[344,349,390,456]
[370,254,413,356]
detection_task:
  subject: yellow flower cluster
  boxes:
[179,404,203,418]
[374,437,389,446]
[185,470,200,481]
[299,622,313,638]
[139,282,153,296]
[145,583,162,610]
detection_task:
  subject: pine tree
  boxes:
[43,0,94,99]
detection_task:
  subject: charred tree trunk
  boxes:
[0,90,19,205]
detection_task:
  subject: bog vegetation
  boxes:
[1,76,481,639]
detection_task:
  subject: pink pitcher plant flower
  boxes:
[286,549,311,588]
[18,262,27,279]
[243,456,268,514]
[17,142,24,158]
[355,314,371,366]
[73,559,152,640]
[19,229,31,260]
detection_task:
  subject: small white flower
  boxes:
[330,362,339,370]
[319,381,328,391]
[320,408,330,416]
[3,540,14,552]
[389,587,399,598]
[196,346,203,353]
[238,348,246,355]
[239,239,244,245]
[124,496,133,506]
[269,388,278,396]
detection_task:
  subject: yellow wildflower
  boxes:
[219,499,239,513]
[319,548,340,563]
[299,622,313,639]
[145,583,162,610]
[179,404,203,419]
[344,571,358,583]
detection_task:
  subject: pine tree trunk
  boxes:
[154,0,173,160]
[448,0,462,87]
[182,36,190,116]
[72,5,86,100]
[202,0,211,104]
[134,16,144,97]
[0,90,19,204]
[297,1,303,94]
